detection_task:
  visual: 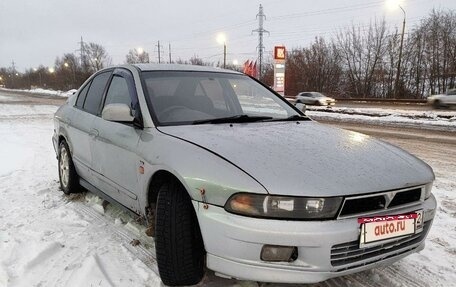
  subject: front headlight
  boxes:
[224,193,343,220]
[424,182,433,199]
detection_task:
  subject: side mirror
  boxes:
[295,103,306,113]
[102,103,134,123]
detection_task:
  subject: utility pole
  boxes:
[169,43,172,63]
[223,43,226,68]
[11,60,16,88]
[156,41,162,64]
[252,4,269,79]
[395,5,406,98]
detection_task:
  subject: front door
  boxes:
[91,69,143,212]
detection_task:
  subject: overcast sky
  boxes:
[0,0,454,71]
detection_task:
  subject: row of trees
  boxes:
[268,9,456,98]
[1,9,454,98]
[0,42,111,90]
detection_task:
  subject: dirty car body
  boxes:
[53,64,436,285]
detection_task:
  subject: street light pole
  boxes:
[217,33,227,69]
[223,42,226,69]
[394,5,406,98]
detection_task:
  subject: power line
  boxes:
[268,0,385,21]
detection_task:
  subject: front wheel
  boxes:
[155,180,205,286]
[58,141,80,194]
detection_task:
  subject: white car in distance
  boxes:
[427,89,456,108]
[295,92,336,106]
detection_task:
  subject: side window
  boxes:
[75,83,90,108]
[83,71,111,115]
[104,76,132,108]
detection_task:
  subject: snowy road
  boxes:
[0,93,455,286]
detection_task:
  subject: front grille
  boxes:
[330,222,430,270]
[339,195,386,216]
[339,186,423,218]
[389,188,421,208]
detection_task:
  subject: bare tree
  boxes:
[189,55,205,66]
[83,42,111,72]
[126,48,150,64]
[337,20,388,98]
[284,37,342,97]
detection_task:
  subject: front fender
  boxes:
[137,128,268,210]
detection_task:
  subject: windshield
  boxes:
[142,71,301,125]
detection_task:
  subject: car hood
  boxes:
[157,122,434,197]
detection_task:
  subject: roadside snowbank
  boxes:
[306,106,456,130]
[0,88,76,98]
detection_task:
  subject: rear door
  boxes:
[67,71,111,182]
[90,68,142,212]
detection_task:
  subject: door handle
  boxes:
[89,128,99,137]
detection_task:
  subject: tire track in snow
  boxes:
[67,198,159,275]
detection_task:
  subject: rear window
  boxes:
[83,71,111,115]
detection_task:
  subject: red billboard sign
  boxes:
[274,46,286,60]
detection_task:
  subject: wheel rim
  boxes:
[59,147,70,188]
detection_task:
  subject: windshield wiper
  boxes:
[265,115,311,122]
[192,114,273,125]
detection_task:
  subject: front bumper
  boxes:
[194,194,436,283]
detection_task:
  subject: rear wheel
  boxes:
[433,100,443,109]
[155,180,205,286]
[58,141,80,194]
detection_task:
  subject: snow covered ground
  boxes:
[306,106,456,131]
[0,88,76,98]
[0,101,455,286]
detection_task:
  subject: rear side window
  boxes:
[75,83,90,108]
[83,71,111,115]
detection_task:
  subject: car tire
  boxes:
[155,180,205,286]
[58,140,80,194]
[433,100,442,109]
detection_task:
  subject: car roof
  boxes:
[131,63,242,74]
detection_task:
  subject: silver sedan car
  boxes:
[295,91,336,106]
[53,64,436,286]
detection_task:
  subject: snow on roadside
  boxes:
[0,88,76,98]
[0,103,455,286]
[309,106,456,119]
[306,106,456,130]
[0,104,161,286]
[0,104,58,120]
